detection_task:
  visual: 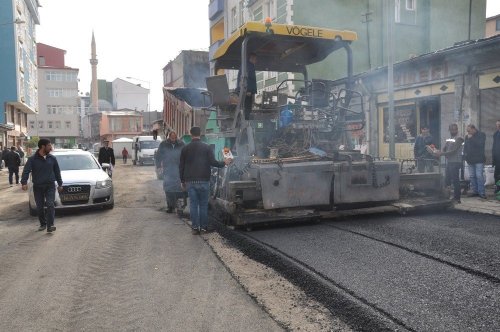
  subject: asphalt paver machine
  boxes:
[205,21,448,226]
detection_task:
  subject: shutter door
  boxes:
[480,87,500,165]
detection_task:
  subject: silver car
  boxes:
[28,149,114,215]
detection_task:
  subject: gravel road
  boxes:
[0,164,282,331]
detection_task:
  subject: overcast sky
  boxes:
[37,0,500,112]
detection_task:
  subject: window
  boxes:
[395,0,401,23]
[38,121,44,129]
[239,1,245,26]
[65,121,71,129]
[231,6,237,32]
[496,19,500,31]
[48,121,53,129]
[266,0,275,20]
[55,121,61,129]
[406,0,416,11]
[38,56,45,66]
[29,121,35,129]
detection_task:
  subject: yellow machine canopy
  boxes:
[213,21,357,73]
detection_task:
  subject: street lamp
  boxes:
[126,76,150,113]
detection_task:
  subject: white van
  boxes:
[131,136,161,165]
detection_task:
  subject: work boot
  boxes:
[47,226,56,233]
[38,225,46,231]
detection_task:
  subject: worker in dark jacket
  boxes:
[21,138,63,233]
[157,131,185,213]
[3,146,21,186]
[413,126,435,173]
[179,127,232,234]
[98,140,115,176]
[463,124,486,199]
[492,120,500,193]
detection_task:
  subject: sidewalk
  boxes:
[453,185,500,216]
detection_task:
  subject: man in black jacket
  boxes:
[98,140,115,177]
[21,138,63,232]
[3,146,21,186]
[413,126,435,173]
[463,124,486,199]
[179,127,232,234]
[492,120,500,193]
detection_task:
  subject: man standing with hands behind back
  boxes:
[179,126,232,234]
[21,138,63,233]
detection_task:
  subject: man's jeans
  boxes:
[445,162,462,200]
[468,163,485,196]
[186,182,210,230]
[33,184,56,227]
[8,166,19,184]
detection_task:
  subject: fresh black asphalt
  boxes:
[218,211,500,331]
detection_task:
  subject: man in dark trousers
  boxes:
[435,124,464,203]
[463,124,486,199]
[21,138,63,233]
[236,52,257,120]
[157,131,185,213]
[179,127,232,234]
[3,146,21,186]
[98,140,115,176]
[492,120,500,193]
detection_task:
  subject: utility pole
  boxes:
[361,7,373,69]
[386,0,395,159]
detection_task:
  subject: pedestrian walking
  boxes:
[157,132,185,213]
[492,120,500,193]
[179,127,232,234]
[3,146,21,186]
[98,140,115,177]
[463,124,486,199]
[122,147,129,164]
[435,124,464,203]
[414,126,435,173]
[21,138,63,233]
[1,146,8,169]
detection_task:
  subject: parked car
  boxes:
[28,149,114,215]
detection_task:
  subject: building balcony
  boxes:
[209,0,224,20]
[209,39,225,61]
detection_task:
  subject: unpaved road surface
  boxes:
[0,163,282,331]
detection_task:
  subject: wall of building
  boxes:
[485,15,500,37]
[30,66,80,140]
[0,0,40,148]
[112,79,148,112]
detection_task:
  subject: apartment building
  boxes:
[29,43,80,148]
[0,0,41,149]
[209,0,486,91]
